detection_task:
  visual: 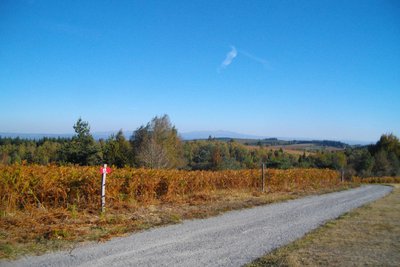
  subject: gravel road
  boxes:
[3,185,392,267]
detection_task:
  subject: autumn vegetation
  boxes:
[1,165,342,212]
[0,164,353,258]
[0,115,398,258]
[1,115,399,178]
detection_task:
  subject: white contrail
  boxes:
[220,46,238,69]
[239,50,268,65]
[218,46,270,72]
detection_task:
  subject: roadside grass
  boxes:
[246,184,400,267]
[0,185,356,260]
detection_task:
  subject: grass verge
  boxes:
[246,184,400,267]
[0,185,356,260]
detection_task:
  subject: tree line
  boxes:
[1,116,399,177]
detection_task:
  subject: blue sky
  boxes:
[1,0,399,142]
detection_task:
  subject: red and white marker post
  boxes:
[100,164,111,213]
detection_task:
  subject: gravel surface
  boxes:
[3,185,392,267]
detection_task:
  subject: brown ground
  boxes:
[247,184,400,267]
[0,186,355,260]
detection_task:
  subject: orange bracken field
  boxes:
[1,165,342,212]
[1,164,397,258]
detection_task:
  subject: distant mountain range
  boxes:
[180,130,265,140]
[0,131,373,146]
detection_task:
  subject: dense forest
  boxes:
[1,116,399,178]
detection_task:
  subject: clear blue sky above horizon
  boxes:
[1,0,399,142]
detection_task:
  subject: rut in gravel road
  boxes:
[3,185,392,267]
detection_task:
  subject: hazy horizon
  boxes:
[0,129,376,145]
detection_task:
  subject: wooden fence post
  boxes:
[101,164,107,213]
[262,163,265,192]
[341,169,344,182]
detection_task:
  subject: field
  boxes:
[247,184,400,266]
[0,165,354,259]
[246,143,343,156]
[245,145,313,156]
[0,165,347,211]
[266,144,344,156]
